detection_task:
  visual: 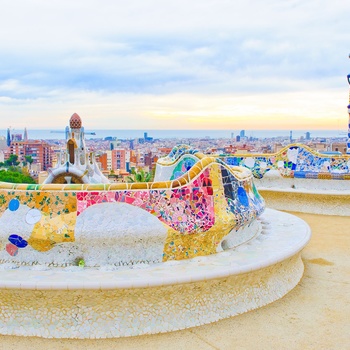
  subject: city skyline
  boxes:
[0,0,349,130]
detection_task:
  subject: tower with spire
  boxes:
[347,68,350,154]
[43,113,109,184]
[6,128,11,147]
[23,127,28,142]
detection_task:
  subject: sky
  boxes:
[0,0,349,131]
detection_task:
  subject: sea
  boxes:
[0,129,347,140]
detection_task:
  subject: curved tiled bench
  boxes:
[158,144,347,219]
[157,144,350,180]
[0,156,264,268]
[0,209,310,338]
[155,145,350,216]
[0,148,311,338]
[221,143,350,179]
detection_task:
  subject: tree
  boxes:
[126,168,152,183]
[0,169,36,184]
[25,155,34,165]
[4,154,20,167]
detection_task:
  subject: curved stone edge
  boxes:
[0,209,309,290]
[259,189,350,216]
[0,253,304,339]
[255,173,350,192]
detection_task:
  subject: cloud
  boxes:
[0,87,345,131]
[0,0,349,129]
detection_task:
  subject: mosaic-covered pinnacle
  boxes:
[347,55,350,153]
[70,113,82,129]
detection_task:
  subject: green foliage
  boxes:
[4,154,20,167]
[25,155,34,164]
[0,169,36,184]
[8,166,22,172]
[126,168,152,183]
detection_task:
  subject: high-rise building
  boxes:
[98,149,129,171]
[112,148,127,170]
[110,140,121,150]
[0,136,7,151]
[12,134,22,142]
[240,130,245,138]
[144,152,158,168]
[23,128,28,142]
[6,128,11,147]
[97,153,108,171]
[143,132,153,142]
[9,140,53,171]
[0,136,6,163]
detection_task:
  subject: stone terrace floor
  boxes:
[0,211,349,350]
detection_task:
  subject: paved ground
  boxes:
[0,211,349,350]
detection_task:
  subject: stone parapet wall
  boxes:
[259,188,350,216]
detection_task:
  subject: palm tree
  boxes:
[126,168,152,183]
[25,155,34,165]
[24,155,34,170]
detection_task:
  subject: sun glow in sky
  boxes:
[0,0,349,131]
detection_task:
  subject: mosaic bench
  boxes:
[0,149,312,339]
[0,155,264,267]
[157,144,350,180]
